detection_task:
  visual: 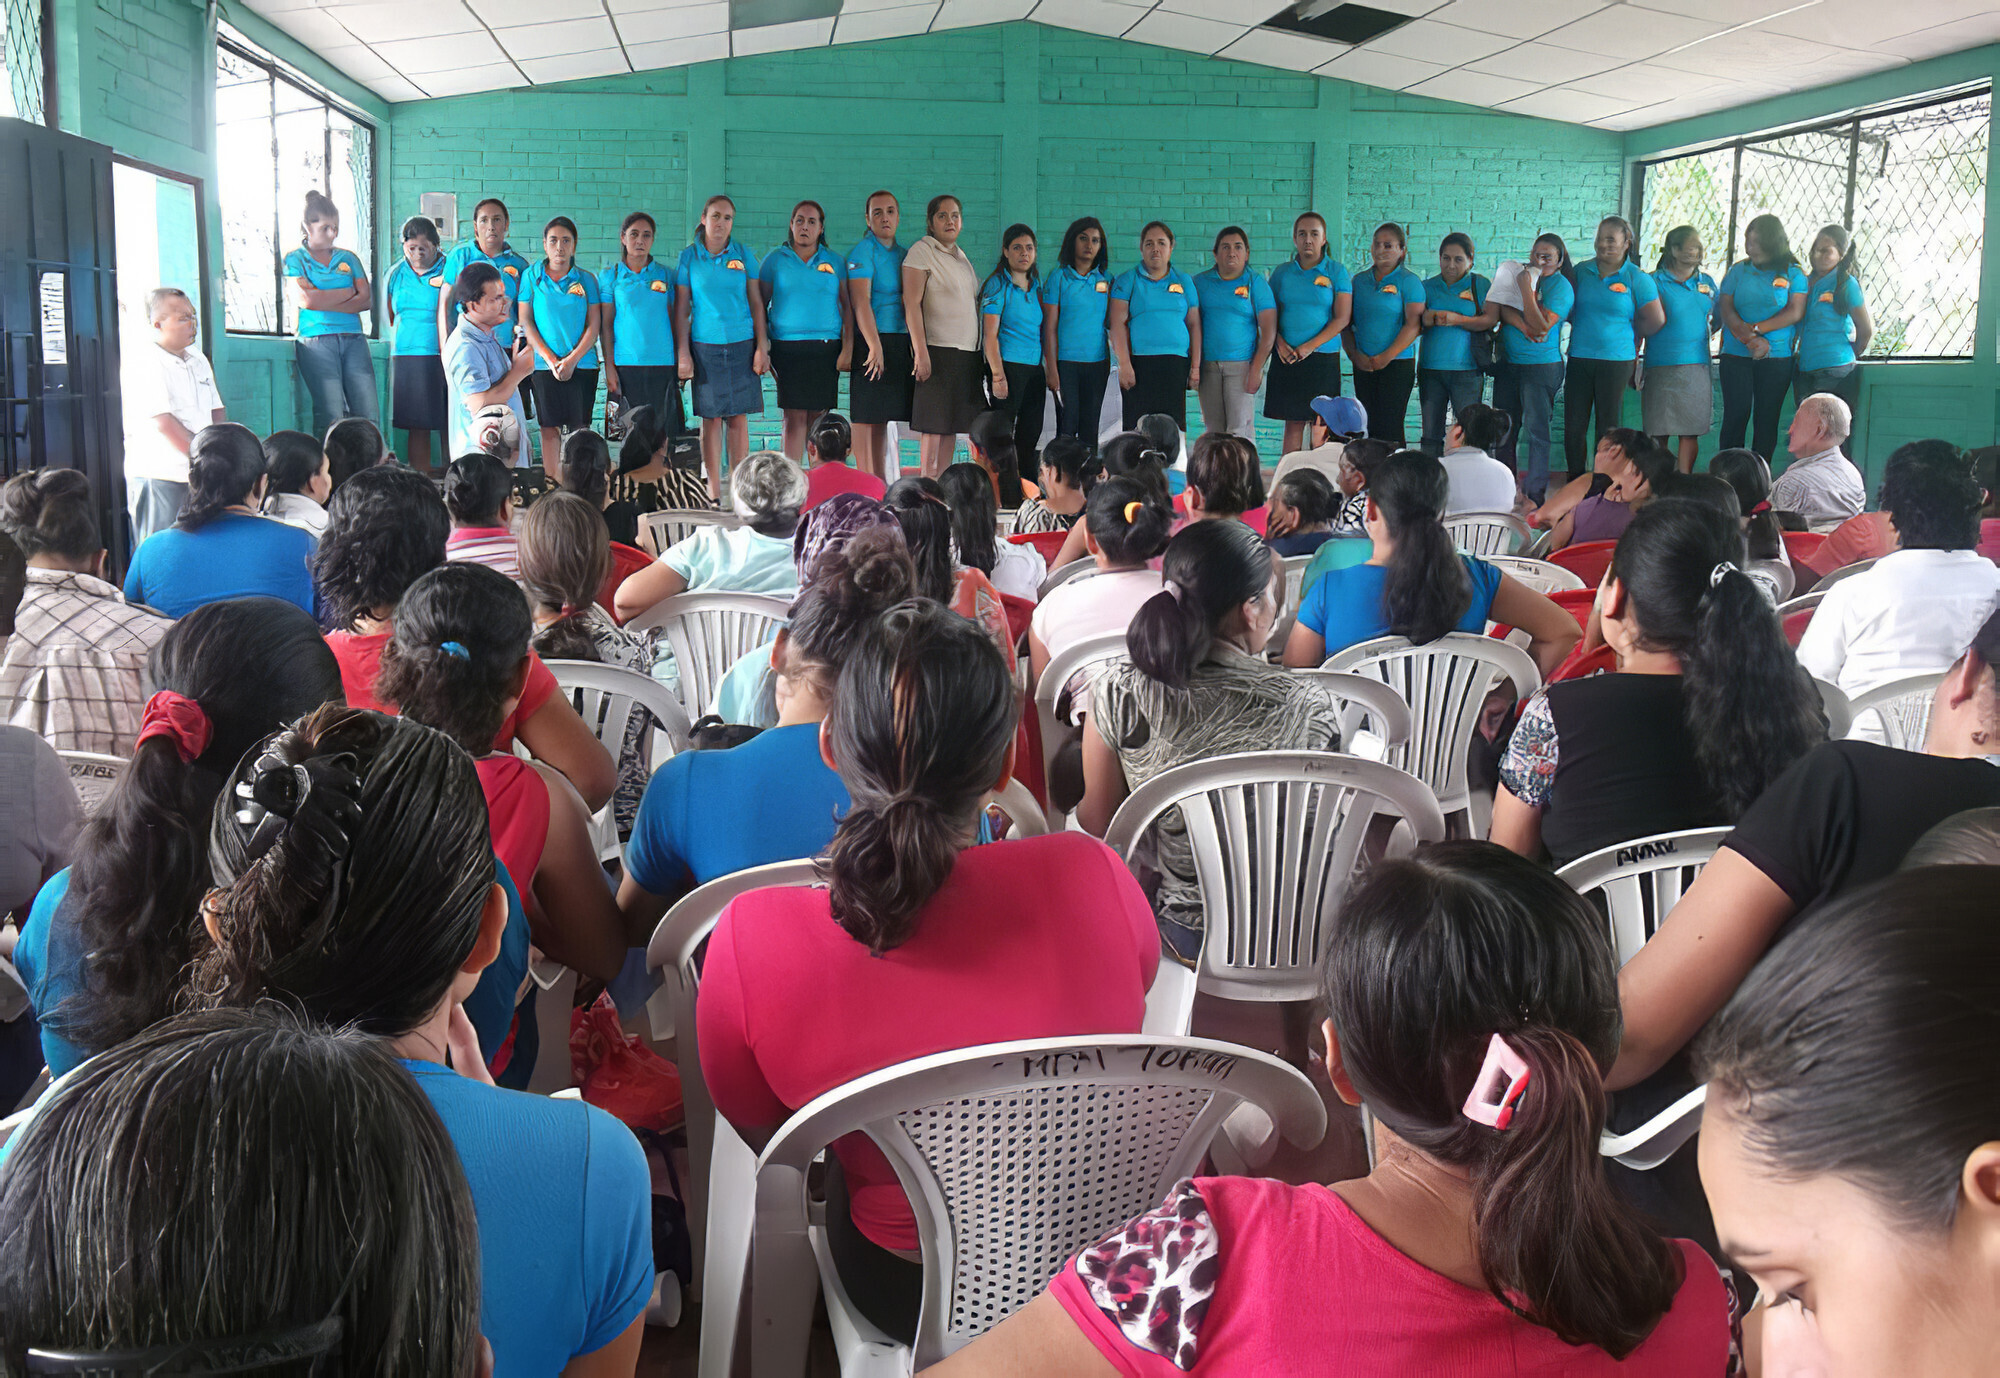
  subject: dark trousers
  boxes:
[1492,361,1566,503]
[1719,354,1796,461]
[1563,357,1631,474]
[1055,358,1111,453]
[1796,362,1860,456]
[990,360,1047,487]
[826,1157,921,1344]
[1418,368,1485,458]
[1351,357,1417,443]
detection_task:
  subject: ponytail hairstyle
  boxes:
[175,422,265,531]
[1370,221,1408,271]
[1128,518,1275,690]
[695,193,735,246]
[1324,841,1681,1357]
[443,453,512,528]
[820,600,1017,954]
[1597,215,1637,266]
[1186,434,1264,518]
[1707,448,1782,561]
[1058,216,1108,273]
[0,467,99,563]
[323,418,386,493]
[518,490,611,664]
[375,563,533,755]
[938,461,999,576]
[1099,433,1172,504]
[1084,475,1172,567]
[989,222,1037,285]
[808,411,852,467]
[1655,223,1700,273]
[1533,232,1576,289]
[1371,449,1469,644]
[560,428,614,508]
[618,403,673,475]
[301,188,337,237]
[1455,402,1512,457]
[779,525,916,705]
[55,599,343,1062]
[312,466,449,630]
[1744,213,1797,270]
[260,430,324,501]
[1608,497,1825,819]
[966,407,1018,485]
[884,476,955,602]
[1134,412,1183,467]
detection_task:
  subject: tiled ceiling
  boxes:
[246,0,2000,129]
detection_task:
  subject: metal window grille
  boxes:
[215,26,376,337]
[2,0,45,125]
[1637,87,1989,361]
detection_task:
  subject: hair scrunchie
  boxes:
[1749,500,1772,515]
[136,690,212,764]
[440,641,471,660]
[1124,501,1144,523]
[1709,561,1740,588]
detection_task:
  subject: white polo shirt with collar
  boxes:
[121,340,222,484]
[1798,546,2000,705]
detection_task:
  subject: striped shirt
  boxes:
[1014,499,1080,535]
[0,569,174,755]
[446,526,521,580]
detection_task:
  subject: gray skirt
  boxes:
[1640,362,1712,436]
[691,338,765,419]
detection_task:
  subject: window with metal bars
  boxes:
[1637,86,1989,362]
[215,25,375,337]
[1,0,47,125]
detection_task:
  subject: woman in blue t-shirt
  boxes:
[1796,224,1874,431]
[1267,211,1352,456]
[1563,216,1664,480]
[980,222,1046,496]
[675,193,771,503]
[759,199,851,463]
[1281,449,1579,675]
[1342,223,1426,445]
[1191,226,1276,445]
[1417,232,1496,459]
[1493,233,1576,507]
[1041,217,1112,454]
[518,216,603,484]
[1109,221,1200,432]
[285,190,377,440]
[1639,224,1721,473]
[1716,213,1808,463]
[384,215,448,471]
[600,210,685,436]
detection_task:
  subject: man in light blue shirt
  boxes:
[444,263,533,464]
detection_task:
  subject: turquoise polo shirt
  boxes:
[442,241,530,347]
[1041,265,1110,363]
[1718,260,1808,358]
[1419,272,1488,372]
[386,259,445,357]
[845,234,907,334]
[284,247,368,338]
[1498,271,1573,367]
[981,271,1044,366]
[1646,270,1718,367]
[1112,266,1197,357]
[1798,271,1867,372]
[759,243,845,341]
[1349,264,1425,360]
[674,237,759,346]
[1270,256,1352,347]
[1192,268,1275,363]
[601,258,676,367]
[1568,259,1660,362]
[522,262,602,370]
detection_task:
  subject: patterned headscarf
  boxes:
[792,492,902,584]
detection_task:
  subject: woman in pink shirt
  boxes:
[931,842,1736,1377]
[697,599,1160,1343]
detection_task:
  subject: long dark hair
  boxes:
[519,490,610,663]
[312,466,449,630]
[1609,498,1824,818]
[1707,448,1782,561]
[988,222,1037,286]
[1533,232,1577,289]
[1372,450,1469,644]
[53,599,343,1061]
[560,429,614,508]
[1744,213,1797,270]
[1654,223,1700,274]
[1058,216,1108,274]
[781,526,916,704]
[1811,222,1856,304]
[261,430,322,500]
[1085,474,1173,567]
[809,411,852,467]
[323,419,384,492]
[618,404,674,476]
[1099,432,1171,503]
[1128,519,1273,689]
[885,477,954,602]
[939,462,999,576]
[967,409,1018,488]
[1186,434,1264,517]
[1324,841,1682,1357]
[820,600,1017,954]
[375,563,532,755]
[175,423,265,531]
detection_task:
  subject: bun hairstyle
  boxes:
[443,453,512,528]
[311,466,449,630]
[1609,497,1824,818]
[809,411,853,467]
[885,476,955,602]
[519,491,611,663]
[1084,475,1171,567]
[301,188,337,232]
[1274,468,1338,528]
[324,418,386,492]
[617,404,673,474]
[1186,434,1264,518]
[193,706,498,1038]
[939,461,1000,576]
[0,467,99,561]
[1100,432,1172,503]
[375,563,533,755]
[1371,449,1469,644]
[1134,413,1182,466]
[176,422,266,531]
[560,429,614,508]
[1324,841,1682,1357]
[1128,518,1274,689]
[1039,435,1099,492]
[1707,448,1782,561]
[821,600,1018,954]
[54,599,343,1063]
[1455,402,1512,457]
[261,430,323,501]
[780,525,916,704]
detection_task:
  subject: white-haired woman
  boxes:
[613,449,808,619]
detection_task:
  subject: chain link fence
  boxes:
[2,0,43,125]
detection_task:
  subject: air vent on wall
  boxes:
[1260,3,1413,46]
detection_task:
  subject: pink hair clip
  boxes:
[1462,1033,1532,1131]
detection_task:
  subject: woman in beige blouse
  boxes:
[902,194,983,476]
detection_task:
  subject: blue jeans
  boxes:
[1493,361,1565,503]
[296,332,380,440]
[1418,368,1485,458]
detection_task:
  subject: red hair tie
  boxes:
[1750,500,1772,514]
[136,690,212,764]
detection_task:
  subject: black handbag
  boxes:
[1468,274,1499,375]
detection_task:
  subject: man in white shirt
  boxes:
[1771,393,1864,525]
[120,287,225,545]
[1439,402,1520,516]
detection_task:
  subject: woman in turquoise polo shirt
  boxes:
[846,189,911,483]
[436,197,529,351]
[1266,210,1351,456]
[760,199,851,462]
[981,222,1045,497]
[1342,222,1426,444]
[286,190,377,440]
[1040,216,1111,454]
[1563,215,1664,483]
[1109,221,1200,432]
[1493,233,1575,506]
[1716,212,1807,462]
[518,216,603,484]
[1796,223,1873,433]
[385,215,447,471]
[1639,224,1721,472]
[675,193,769,502]
[599,210,683,439]
[1192,225,1276,444]
[1417,232,1496,459]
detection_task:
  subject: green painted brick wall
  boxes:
[728,30,1004,102]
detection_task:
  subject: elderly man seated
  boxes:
[1771,392,1864,524]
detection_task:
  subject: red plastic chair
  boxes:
[1782,530,1828,569]
[1488,587,1594,641]
[1783,608,1815,647]
[1547,540,1618,590]
[1009,529,1070,564]
[1548,642,1618,683]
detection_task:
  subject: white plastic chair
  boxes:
[995,509,1018,538]
[1746,557,1794,602]
[542,659,694,862]
[1776,589,1824,620]
[983,777,1047,837]
[1035,557,1102,601]
[624,591,791,723]
[1032,630,1129,830]
[1102,750,1446,1033]
[1483,553,1587,594]
[1263,552,1314,656]
[713,1036,1328,1376]
[58,750,127,816]
[1813,677,1853,740]
[1322,633,1541,833]
[637,507,739,555]
[1846,670,1945,750]
[1444,510,1530,557]
[1292,669,1412,751]
[1813,555,1879,590]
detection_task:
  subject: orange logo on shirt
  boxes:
[1167,283,1184,294]
[502,265,519,278]
[1233,285,1250,297]
[1095,281,1109,292]
[1458,289,1474,301]
[1314,276,1331,287]
[650,279,669,292]
[427,275,443,288]
[1608,282,1629,293]
[566,282,587,296]
[726,260,745,271]
[1771,276,1788,289]
[1698,283,1713,295]
[815,262,836,274]
[336,261,354,274]
[1817,291,1834,302]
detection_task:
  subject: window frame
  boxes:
[113,155,211,354]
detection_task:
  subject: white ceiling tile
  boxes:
[261,8,361,49]
[1366,17,1519,64]
[321,2,479,43]
[408,60,521,95]
[731,15,835,54]
[832,4,940,43]
[363,73,427,101]
[1588,101,1674,130]
[1540,5,1725,58]
[1404,68,1540,105]
[1216,28,1350,72]
[1314,47,1447,89]
[1425,0,1607,40]
[612,3,728,41]
[1155,0,1292,21]
[1497,85,1638,123]
[1124,9,1247,54]
[495,15,620,57]
[1027,0,1149,37]
[624,30,731,66]
[1466,40,1619,83]
[603,0,723,11]
[517,48,632,81]
[1876,12,2000,60]
[1636,0,1815,20]
[1358,0,1453,14]
[1657,26,1854,78]
[372,29,507,72]
[933,0,1037,29]
[1566,60,1726,103]
[313,43,398,82]
[467,0,604,26]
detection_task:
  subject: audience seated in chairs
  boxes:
[1183,432,1265,530]
[615,449,807,621]
[615,403,714,518]
[0,468,172,754]
[804,411,887,511]
[443,452,521,578]
[1438,402,1518,517]
[1544,430,1673,553]
[1027,475,1172,691]
[1770,392,1864,524]
[1044,431,1175,572]
[941,460,1043,601]
[323,416,390,493]
[259,428,332,537]
[931,842,1734,1376]
[886,476,1014,668]
[1263,468,1341,557]
[560,427,645,555]
[1015,433,1094,534]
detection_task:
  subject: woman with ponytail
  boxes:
[1284,450,1578,675]
[1029,475,1171,690]
[930,842,1730,1377]
[803,410,885,508]
[1494,497,1825,867]
[614,401,712,516]
[697,600,1158,1343]
[941,459,1043,601]
[1796,224,1872,426]
[123,422,315,618]
[885,475,1014,667]
[1707,447,1784,562]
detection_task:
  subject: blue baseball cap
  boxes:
[1310,395,1367,435]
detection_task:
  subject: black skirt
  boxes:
[391,355,448,432]
[911,345,984,435]
[849,331,915,424]
[611,364,686,435]
[1265,349,1340,421]
[1122,353,1190,431]
[770,338,842,412]
[528,367,600,429]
